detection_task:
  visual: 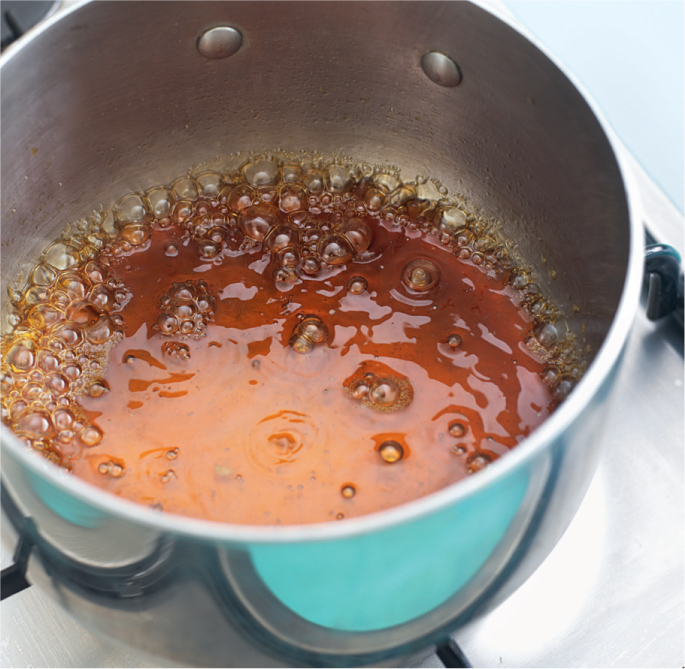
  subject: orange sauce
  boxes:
[1,159,570,525]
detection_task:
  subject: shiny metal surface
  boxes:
[196,26,243,60]
[0,0,656,666]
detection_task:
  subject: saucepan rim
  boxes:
[0,0,645,545]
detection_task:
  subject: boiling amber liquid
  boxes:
[66,217,551,525]
[2,159,572,526]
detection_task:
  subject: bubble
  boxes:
[288,211,308,228]
[302,169,325,194]
[318,234,354,265]
[364,187,386,212]
[81,425,103,446]
[17,411,54,438]
[447,334,462,348]
[45,372,69,395]
[238,203,281,242]
[227,183,255,211]
[66,300,101,327]
[83,261,108,285]
[448,422,466,437]
[195,171,224,197]
[177,305,197,321]
[170,283,196,301]
[301,256,322,275]
[340,484,356,498]
[0,372,13,394]
[278,184,307,213]
[402,258,441,292]
[244,159,280,187]
[88,381,110,397]
[351,383,369,399]
[31,263,57,287]
[346,276,368,295]
[297,316,328,344]
[162,341,191,360]
[21,286,48,311]
[278,247,300,269]
[120,224,151,246]
[552,375,576,401]
[336,217,374,254]
[198,239,221,258]
[6,339,36,372]
[344,362,414,412]
[273,267,299,284]
[89,284,116,310]
[434,206,467,236]
[63,363,82,380]
[170,200,194,226]
[166,448,179,460]
[55,272,88,299]
[378,440,404,463]
[99,459,124,477]
[157,280,214,337]
[43,242,81,270]
[160,469,176,484]
[52,323,84,348]
[114,193,149,225]
[289,334,315,354]
[452,445,467,455]
[264,224,299,253]
[274,162,299,183]
[124,354,136,364]
[508,270,530,290]
[146,186,176,219]
[535,323,561,348]
[473,235,497,254]
[172,177,199,200]
[368,379,399,407]
[466,451,492,474]
[326,165,353,193]
[208,227,227,245]
[27,304,65,329]
[22,383,42,400]
[387,184,417,206]
[85,315,116,345]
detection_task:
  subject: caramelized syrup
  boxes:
[1,156,583,525]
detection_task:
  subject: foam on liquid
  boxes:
[1,156,584,525]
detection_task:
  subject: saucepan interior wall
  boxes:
[1,1,628,354]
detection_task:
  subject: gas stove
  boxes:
[1,2,683,667]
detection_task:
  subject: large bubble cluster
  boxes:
[108,156,525,290]
[289,315,329,354]
[343,361,414,413]
[155,279,216,339]
[1,238,126,466]
[2,153,585,474]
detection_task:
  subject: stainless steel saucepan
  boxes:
[0,2,645,666]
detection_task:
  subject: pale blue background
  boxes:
[504,1,684,214]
